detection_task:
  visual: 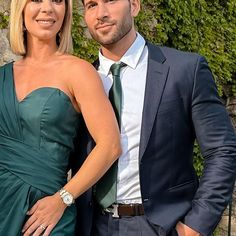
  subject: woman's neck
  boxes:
[25,37,59,64]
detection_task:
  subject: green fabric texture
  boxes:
[95,63,125,209]
[0,62,80,235]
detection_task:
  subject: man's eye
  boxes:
[87,3,97,9]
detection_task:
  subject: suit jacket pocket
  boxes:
[167,180,197,201]
[167,180,196,192]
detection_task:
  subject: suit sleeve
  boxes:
[183,56,236,236]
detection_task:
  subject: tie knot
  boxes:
[110,62,126,77]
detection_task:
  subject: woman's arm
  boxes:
[64,59,121,198]
[22,58,121,236]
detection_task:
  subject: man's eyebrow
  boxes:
[84,0,96,7]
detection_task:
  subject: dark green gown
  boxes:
[0,62,80,235]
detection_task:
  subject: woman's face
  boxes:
[23,0,66,42]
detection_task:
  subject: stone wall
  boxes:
[219,99,236,236]
[0,1,235,235]
[0,0,19,64]
[218,185,236,235]
[0,0,9,12]
[0,28,19,64]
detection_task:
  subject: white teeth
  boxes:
[37,20,55,24]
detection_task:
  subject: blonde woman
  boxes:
[0,0,121,235]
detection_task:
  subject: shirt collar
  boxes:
[98,33,146,76]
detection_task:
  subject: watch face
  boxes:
[64,194,73,205]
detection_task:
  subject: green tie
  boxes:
[109,62,126,126]
[95,62,125,208]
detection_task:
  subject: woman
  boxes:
[0,0,121,235]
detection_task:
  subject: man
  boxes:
[73,0,236,235]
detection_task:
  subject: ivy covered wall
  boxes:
[73,0,236,97]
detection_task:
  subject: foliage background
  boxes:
[73,0,236,95]
[72,0,236,176]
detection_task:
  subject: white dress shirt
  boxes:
[98,33,148,204]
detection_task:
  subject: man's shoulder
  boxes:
[146,41,201,62]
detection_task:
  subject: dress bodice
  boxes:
[0,62,80,193]
[18,87,79,168]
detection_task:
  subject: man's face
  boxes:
[83,0,139,47]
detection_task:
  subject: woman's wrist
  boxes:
[52,192,68,211]
[57,188,75,207]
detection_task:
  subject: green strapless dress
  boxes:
[0,62,80,235]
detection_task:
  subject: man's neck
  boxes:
[100,30,137,61]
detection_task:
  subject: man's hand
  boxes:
[176,221,201,236]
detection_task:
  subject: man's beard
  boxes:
[89,17,133,47]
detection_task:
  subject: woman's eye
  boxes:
[31,0,42,3]
[31,0,64,3]
[52,0,64,3]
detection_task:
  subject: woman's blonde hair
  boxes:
[10,0,73,56]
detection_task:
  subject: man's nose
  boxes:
[96,4,109,21]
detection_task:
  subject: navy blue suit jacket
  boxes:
[71,42,236,236]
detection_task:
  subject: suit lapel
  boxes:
[139,42,169,160]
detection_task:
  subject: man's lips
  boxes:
[96,23,114,30]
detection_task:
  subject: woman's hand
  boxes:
[22,193,66,236]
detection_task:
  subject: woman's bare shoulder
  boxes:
[61,54,95,70]
[61,55,99,82]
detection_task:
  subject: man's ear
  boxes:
[130,0,141,17]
